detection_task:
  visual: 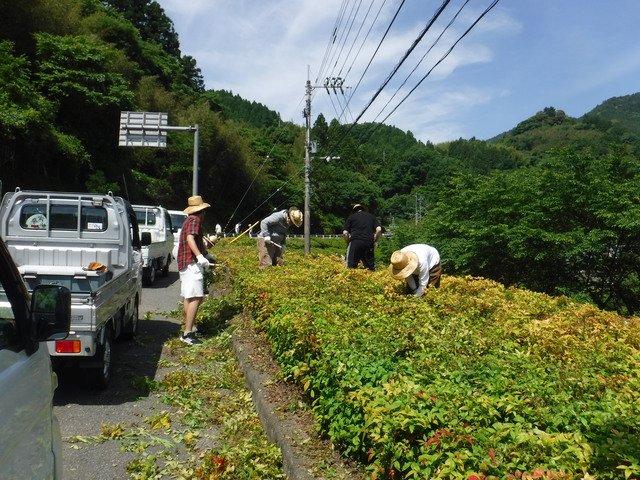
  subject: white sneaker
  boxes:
[180,332,202,345]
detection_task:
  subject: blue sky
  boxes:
[155,0,640,144]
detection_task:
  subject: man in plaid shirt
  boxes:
[177,195,214,345]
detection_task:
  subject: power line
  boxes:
[377,0,501,127]
[337,0,407,115]
[335,0,381,80]
[371,0,471,124]
[223,0,503,233]
[349,0,452,128]
[315,0,351,85]
[318,0,502,160]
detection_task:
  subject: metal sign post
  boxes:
[119,112,200,195]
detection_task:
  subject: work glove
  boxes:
[414,286,425,298]
[263,235,271,244]
[196,254,211,269]
[205,253,216,264]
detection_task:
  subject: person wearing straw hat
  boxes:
[257,206,303,268]
[177,195,214,345]
[343,203,382,271]
[388,244,442,297]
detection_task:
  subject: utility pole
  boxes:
[303,73,348,255]
[304,78,312,255]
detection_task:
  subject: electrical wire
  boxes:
[349,0,452,127]
[315,0,351,85]
[337,0,407,113]
[335,0,378,80]
[377,0,501,127]
[371,0,471,124]
[321,0,501,160]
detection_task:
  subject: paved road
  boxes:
[53,267,183,480]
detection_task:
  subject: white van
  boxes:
[0,235,71,479]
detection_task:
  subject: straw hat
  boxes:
[203,234,219,248]
[352,203,369,212]
[388,250,419,279]
[184,195,211,214]
[288,207,303,227]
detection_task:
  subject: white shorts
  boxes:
[179,263,205,298]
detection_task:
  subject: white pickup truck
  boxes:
[133,205,174,286]
[168,209,188,260]
[0,189,144,388]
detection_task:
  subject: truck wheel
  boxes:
[142,265,155,286]
[122,299,139,339]
[161,255,170,277]
[93,327,113,389]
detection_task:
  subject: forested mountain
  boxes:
[203,90,281,128]
[585,92,640,138]
[2,0,640,314]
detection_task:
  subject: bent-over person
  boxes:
[256,207,303,268]
[388,244,441,297]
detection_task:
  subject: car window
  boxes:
[20,204,108,232]
[135,209,157,226]
[23,274,108,293]
[20,206,47,229]
[170,213,187,229]
[165,211,173,234]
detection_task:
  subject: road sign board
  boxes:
[119,111,168,147]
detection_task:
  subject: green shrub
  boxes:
[220,245,640,479]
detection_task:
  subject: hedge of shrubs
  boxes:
[220,245,640,479]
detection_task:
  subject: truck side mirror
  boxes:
[140,232,152,246]
[30,284,71,341]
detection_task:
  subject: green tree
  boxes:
[34,33,135,112]
[0,41,52,139]
[422,146,640,314]
[104,0,180,57]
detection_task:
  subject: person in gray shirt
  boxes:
[257,207,303,268]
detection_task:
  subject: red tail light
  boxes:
[56,340,81,353]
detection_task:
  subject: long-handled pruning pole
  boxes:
[228,220,260,245]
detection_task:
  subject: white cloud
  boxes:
[156,0,640,144]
